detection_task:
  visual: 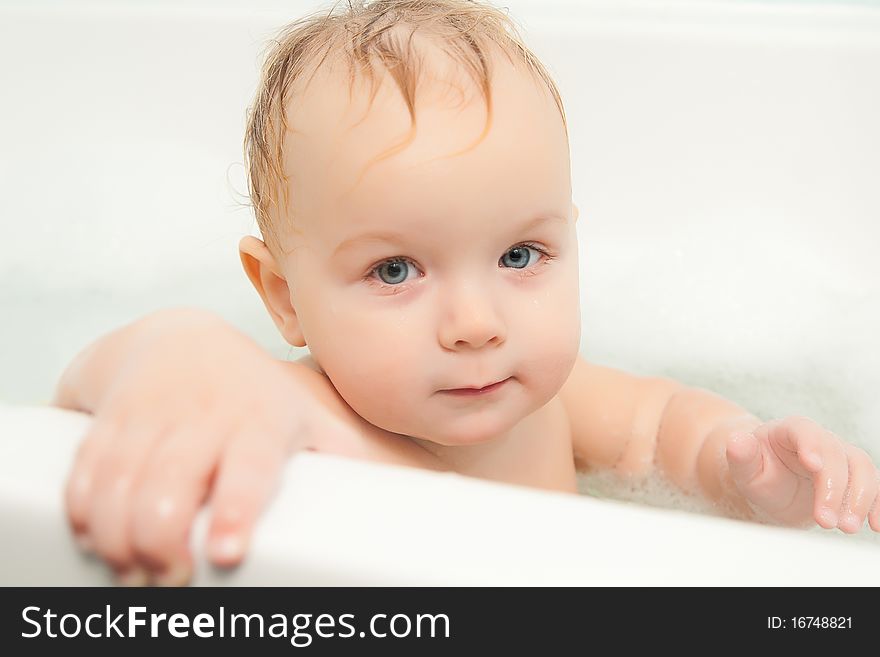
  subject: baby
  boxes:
[53,0,880,586]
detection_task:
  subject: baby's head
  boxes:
[240,0,581,446]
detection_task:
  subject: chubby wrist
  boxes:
[657,386,759,493]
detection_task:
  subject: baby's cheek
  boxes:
[316,329,419,432]
[523,295,581,395]
[521,341,578,402]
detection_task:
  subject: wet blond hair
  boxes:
[245,0,567,251]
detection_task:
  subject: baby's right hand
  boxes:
[60,313,362,586]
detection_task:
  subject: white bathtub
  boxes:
[1,0,879,584]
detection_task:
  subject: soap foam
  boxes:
[577,467,880,547]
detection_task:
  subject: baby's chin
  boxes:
[400,407,525,446]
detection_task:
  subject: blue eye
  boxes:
[500,245,538,269]
[375,259,412,285]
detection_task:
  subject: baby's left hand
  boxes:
[725,416,880,533]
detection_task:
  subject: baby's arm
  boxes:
[54,307,368,585]
[560,356,880,532]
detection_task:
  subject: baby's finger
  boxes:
[64,420,118,547]
[726,431,764,486]
[869,477,880,532]
[206,431,287,568]
[811,434,850,529]
[837,445,880,534]
[129,427,227,585]
[767,416,825,475]
[87,426,163,570]
[767,419,849,528]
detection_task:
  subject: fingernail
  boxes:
[155,561,191,587]
[841,513,861,532]
[209,534,245,564]
[819,509,837,527]
[116,567,149,587]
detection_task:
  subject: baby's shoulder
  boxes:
[282,356,445,471]
[285,354,349,420]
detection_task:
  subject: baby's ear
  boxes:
[239,236,307,347]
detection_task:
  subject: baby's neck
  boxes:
[408,409,542,484]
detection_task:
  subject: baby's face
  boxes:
[275,46,580,445]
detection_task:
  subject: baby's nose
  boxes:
[437,281,506,350]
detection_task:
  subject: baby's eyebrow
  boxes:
[513,213,568,233]
[333,213,566,257]
[333,230,409,257]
